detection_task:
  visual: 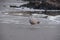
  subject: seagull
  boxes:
[29,18,40,25]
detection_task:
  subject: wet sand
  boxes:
[0,13,60,40]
